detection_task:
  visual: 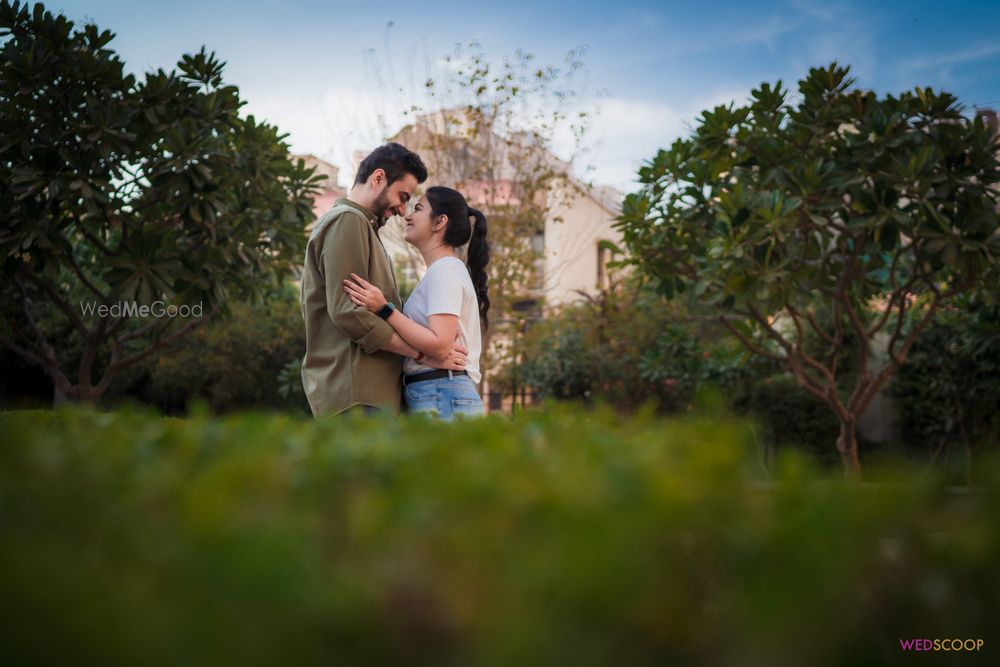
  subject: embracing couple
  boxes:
[300,142,489,419]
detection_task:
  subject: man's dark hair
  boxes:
[353,142,428,186]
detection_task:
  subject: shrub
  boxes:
[120,284,309,414]
[506,284,708,412]
[747,374,842,467]
[1,407,997,666]
[508,290,930,467]
[891,297,1000,481]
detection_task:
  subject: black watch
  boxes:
[376,302,396,320]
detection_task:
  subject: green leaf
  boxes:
[597,240,623,255]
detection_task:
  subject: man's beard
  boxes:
[372,189,393,225]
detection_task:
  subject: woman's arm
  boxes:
[382,332,468,370]
[343,273,460,360]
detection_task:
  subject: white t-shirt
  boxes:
[402,256,482,383]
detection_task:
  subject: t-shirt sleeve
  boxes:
[424,264,464,317]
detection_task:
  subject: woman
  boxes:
[343,186,490,419]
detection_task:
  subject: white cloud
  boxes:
[904,41,1000,73]
[241,75,755,197]
[240,83,421,185]
[563,91,749,193]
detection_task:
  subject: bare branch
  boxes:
[887,289,912,366]
[119,318,164,343]
[78,227,114,256]
[855,289,944,414]
[1,332,46,367]
[96,311,214,396]
[64,250,108,302]
[786,304,807,351]
[19,267,91,338]
[11,277,54,353]
[866,244,914,337]
[4,315,72,396]
[868,276,918,338]
[785,305,842,389]
[718,315,783,362]
[828,298,845,375]
[743,304,845,416]
[787,360,842,411]
[790,303,836,346]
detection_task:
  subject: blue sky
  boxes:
[46,0,1000,191]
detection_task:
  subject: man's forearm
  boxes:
[382,333,462,370]
[381,333,419,358]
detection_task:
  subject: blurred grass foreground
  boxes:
[1,406,997,666]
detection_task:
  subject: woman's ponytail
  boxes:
[466,207,491,331]
[427,186,492,330]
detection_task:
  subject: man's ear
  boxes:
[370,168,386,188]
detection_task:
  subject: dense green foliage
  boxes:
[2,407,997,665]
[131,288,308,414]
[0,1,322,402]
[506,284,857,465]
[747,375,842,465]
[500,285,708,412]
[892,297,1000,475]
[1,283,309,414]
[616,63,1000,474]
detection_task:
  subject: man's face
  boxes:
[372,171,419,223]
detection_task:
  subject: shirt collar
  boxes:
[338,198,381,229]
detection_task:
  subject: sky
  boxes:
[43,0,1000,193]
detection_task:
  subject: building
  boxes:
[382,109,624,310]
[292,154,347,234]
[301,116,625,310]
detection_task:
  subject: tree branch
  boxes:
[855,289,946,415]
[718,315,783,362]
[64,250,108,302]
[119,319,163,343]
[866,244,914,337]
[19,267,91,338]
[789,303,836,346]
[745,303,847,418]
[1,331,46,368]
[784,305,841,388]
[78,227,114,256]
[5,289,73,395]
[99,309,216,396]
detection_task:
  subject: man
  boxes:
[300,142,463,416]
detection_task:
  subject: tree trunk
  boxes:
[836,418,862,479]
[53,384,99,408]
[75,386,98,408]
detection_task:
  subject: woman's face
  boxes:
[403,195,442,247]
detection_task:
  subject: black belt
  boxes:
[403,369,468,386]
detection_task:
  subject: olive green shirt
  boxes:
[300,199,403,416]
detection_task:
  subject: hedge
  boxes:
[1,406,997,666]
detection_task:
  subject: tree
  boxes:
[504,277,707,413]
[370,39,595,387]
[616,64,1000,476]
[0,1,322,404]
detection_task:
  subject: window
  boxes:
[596,241,615,289]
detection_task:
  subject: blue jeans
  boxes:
[403,373,485,419]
